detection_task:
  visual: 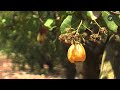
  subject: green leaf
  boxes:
[84,11,101,20]
[44,18,56,31]
[102,11,118,33]
[60,14,91,34]
[60,15,72,34]
[86,11,97,20]
[71,15,81,29]
[66,11,75,15]
[44,18,54,28]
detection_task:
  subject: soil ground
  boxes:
[0,55,64,79]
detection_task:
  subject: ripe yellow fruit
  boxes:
[67,43,86,63]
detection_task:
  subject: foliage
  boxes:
[0,11,120,78]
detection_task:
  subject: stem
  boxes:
[79,33,85,43]
[82,24,93,33]
[93,19,102,29]
[39,18,44,24]
[71,39,74,45]
[76,20,86,43]
[38,11,44,24]
[76,20,83,34]
[81,36,85,43]
[97,29,101,35]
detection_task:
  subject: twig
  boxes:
[76,20,83,34]
[82,24,93,33]
[110,11,120,15]
[93,19,102,29]
[38,11,44,24]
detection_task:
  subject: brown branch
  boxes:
[110,11,120,15]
